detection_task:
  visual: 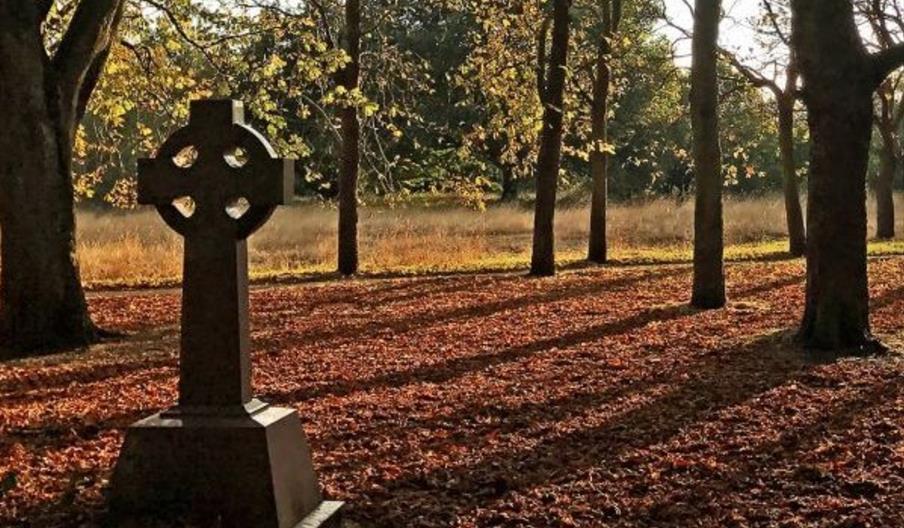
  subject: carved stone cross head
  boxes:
[138,99,294,240]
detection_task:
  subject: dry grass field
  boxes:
[74,194,904,288]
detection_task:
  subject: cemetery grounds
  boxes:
[2,200,904,526]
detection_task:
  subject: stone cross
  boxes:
[112,99,343,527]
[137,99,293,411]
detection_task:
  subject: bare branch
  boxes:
[761,0,790,47]
[140,0,225,75]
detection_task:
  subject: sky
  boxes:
[660,0,765,69]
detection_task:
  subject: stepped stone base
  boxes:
[110,405,342,528]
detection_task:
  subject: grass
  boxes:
[74,193,904,289]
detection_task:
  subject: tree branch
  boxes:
[52,0,124,126]
[761,0,790,47]
[872,42,904,85]
[720,46,782,96]
[141,0,224,75]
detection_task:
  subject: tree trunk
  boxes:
[791,0,878,351]
[0,0,123,356]
[777,96,807,256]
[530,0,572,277]
[0,5,95,354]
[875,136,896,240]
[500,164,519,202]
[337,0,361,276]
[690,0,726,309]
[587,42,611,264]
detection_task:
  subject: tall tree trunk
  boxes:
[587,0,620,264]
[777,95,807,256]
[875,134,897,240]
[791,0,879,351]
[0,0,122,355]
[530,0,572,277]
[690,0,726,309]
[337,0,361,276]
[587,42,611,264]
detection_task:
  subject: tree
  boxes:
[790,0,904,350]
[690,0,726,309]
[725,0,807,257]
[857,0,904,239]
[337,0,362,275]
[531,0,573,277]
[586,0,622,263]
[873,77,904,239]
[452,0,546,205]
[0,0,124,354]
[722,0,806,256]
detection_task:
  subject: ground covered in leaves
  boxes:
[2,258,904,527]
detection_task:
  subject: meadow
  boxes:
[75,193,904,288]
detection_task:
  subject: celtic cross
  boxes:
[138,99,293,411]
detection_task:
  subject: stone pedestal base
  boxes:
[110,405,342,528]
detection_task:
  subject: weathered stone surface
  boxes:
[136,99,293,409]
[109,99,342,527]
[112,408,334,528]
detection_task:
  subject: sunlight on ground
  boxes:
[3,259,903,526]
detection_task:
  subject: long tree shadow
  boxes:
[349,274,529,310]
[264,302,699,404]
[0,329,177,398]
[1,406,156,454]
[871,283,904,310]
[731,272,803,297]
[293,273,503,310]
[352,332,812,525]
[625,366,904,525]
[274,267,691,347]
[265,270,808,405]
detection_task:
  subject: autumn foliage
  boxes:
[1,259,904,526]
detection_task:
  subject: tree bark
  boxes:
[337,0,361,276]
[791,0,881,351]
[587,41,612,264]
[864,7,901,241]
[530,0,572,277]
[873,85,898,241]
[0,0,123,355]
[690,0,726,309]
[777,95,807,256]
[500,164,519,202]
[875,138,897,239]
[587,0,620,264]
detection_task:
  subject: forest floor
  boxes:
[2,258,904,527]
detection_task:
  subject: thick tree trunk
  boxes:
[791,0,879,351]
[0,6,96,354]
[587,44,611,264]
[530,0,572,277]
[875,138,896,240]
[337,0,361,276]
[690,0,725,309]
[777,96,807,256]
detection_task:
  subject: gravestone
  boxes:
[110,99,343,528]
